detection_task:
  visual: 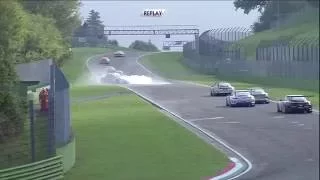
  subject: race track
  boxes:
[88,51,319,180]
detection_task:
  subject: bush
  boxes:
[0,1,29,142]
[129,40,159,52]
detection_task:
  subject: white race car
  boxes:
[99,57,110,64]
[113,51,125,57]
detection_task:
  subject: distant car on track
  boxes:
[226,90,255,107]
[99,57,110,65]
[248,87,270,104]
[276,95,312,113]
[113,51,125,57]
[210,82,235,96]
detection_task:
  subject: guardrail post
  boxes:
[29,100,36,162]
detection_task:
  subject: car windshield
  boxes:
[287,96,307,101]
[251,89,265,93]
[219,83,230,87]
[236,92,250,96]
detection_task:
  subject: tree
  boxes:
[234,0,315,32]
[21,0,81,42]
[86,10,105,38]
[16,14,69,66]
[107,40,119,46]
[81,10,107,47]
[0,0,28,142]
[129,40,159,52]
[233,0,269,14]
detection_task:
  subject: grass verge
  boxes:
[236,14,319,59]
[64,85,229,180]
[61,48,108,83]
[140,52,319,107]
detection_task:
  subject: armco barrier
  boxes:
[56,136,76,173]
[0,156,63,180]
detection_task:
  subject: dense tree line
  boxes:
[129,40,159,52]
[0,0,81,142]
[234,0,319,32]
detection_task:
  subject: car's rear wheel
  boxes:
[210,92,214,96]
[277,105,281,112]
[226,100,229,106]
[284,107,289,114]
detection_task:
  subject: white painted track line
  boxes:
[188,117,225,121]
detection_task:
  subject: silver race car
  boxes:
[210,82,235,96]
[113,51,125,57]
[99,56,110,65]
[226,90,255,107]
[248,87,270,104]
[276,95,312,113]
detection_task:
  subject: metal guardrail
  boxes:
[0,156,63,180]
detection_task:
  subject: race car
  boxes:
[248,87,270,104]
[99,57,110,64]
[100,72,129,84]
[276,95,312,113]
[226,90,255,107]
[113,51,125,57]
[210,82,235,96]
[104,66,116,74]
[115,70,124,75]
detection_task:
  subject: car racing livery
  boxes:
[210,82,235,96]
[277,95,312,113]
[226,90,255,107]
[248,87,270,104]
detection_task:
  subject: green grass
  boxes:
[140,52,319,107]
[237,21,319,60]
[64,85,228,180]
[70,85,128,99]
[61,48,108,83]
[61,47,143,84]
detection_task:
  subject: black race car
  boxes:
[276,95,312,113]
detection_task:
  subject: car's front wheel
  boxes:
[306,109,313,113]
[249,103,255,107]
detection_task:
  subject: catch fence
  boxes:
[183,27,319,81]
[0,60,72,170]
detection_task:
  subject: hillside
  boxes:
[236,7,319,59]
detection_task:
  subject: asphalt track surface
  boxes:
[88,51,319,180]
